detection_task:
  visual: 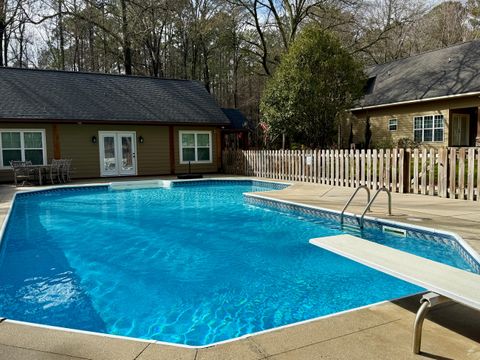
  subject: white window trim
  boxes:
[413,115,444,143]
[179,130,213,164]
[0,129,47,169]
[388,118,398,132]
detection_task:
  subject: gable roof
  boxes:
[356,40,480,109]
[221,108,248,129]
[0,67,230,125]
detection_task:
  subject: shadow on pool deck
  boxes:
[0,176,478,359]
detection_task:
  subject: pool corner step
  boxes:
[109,180,172,190]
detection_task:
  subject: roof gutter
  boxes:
[350,91,480,111]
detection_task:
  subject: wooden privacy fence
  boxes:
[222,148,480,201]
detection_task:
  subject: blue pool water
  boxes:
[0,181,476,346]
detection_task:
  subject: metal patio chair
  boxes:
[10,160,35,187]
[61,159,73,183]
[48,159,63,184]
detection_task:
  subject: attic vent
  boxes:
[363,76,376,95]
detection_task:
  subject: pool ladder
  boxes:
[340,186,392,229]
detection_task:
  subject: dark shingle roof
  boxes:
[221,108,248,129]
[357,40,480,108]
[0,67,230,125]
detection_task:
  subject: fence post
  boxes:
[360,149,366,186]
[420,148,427,195]
[344,150,349,187]
[392,148,398,192]
[428,149,435,196]
[458,148,466,200]
[401,148,411,193]
[449,148,457,199]
[413,148,419,194]
[366,149,371,189]
[440,147,448,198]
[477,148,480,202]
[353,150,359,187]
[334,150,339,186]
[379,149,384,188]
[467,148,475,200]
[339,149,344,187]
[330,150,335,185]
[385,149,391,191]
[403,149,412,193]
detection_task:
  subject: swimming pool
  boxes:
[0,180,478,346]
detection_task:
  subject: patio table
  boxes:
[26,164,52,186]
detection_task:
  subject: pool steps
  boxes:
[340,186,393,229]
[109,180,172,190]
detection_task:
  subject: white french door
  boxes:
[99,131,137,176]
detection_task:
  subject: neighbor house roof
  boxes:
[355,40,480,110]
[0,67,230,125]
[221,108,248,130]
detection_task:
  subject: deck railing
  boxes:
[222,148,480,201]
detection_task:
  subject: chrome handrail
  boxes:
[413,292,450,354]
[340,185,371,226]
[359,186,392,228]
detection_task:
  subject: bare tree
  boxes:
[0,0,23,66]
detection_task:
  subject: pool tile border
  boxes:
[14,185,109,198]
[170,178,290,190]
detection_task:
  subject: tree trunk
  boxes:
[202,41,210,92]
[87,0,96,71]
[101,2,108,72]
[18,21,24,67]
[58,0,65,70]
[0,0,6,67]
[3,26,8,67]
[120,0,132,75]
[0,25,4,67]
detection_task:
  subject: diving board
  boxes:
[309,234,480,354]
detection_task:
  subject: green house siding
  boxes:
[0,122,223,182]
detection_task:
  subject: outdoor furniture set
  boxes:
[10,159,73,187]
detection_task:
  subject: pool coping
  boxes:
[0,291,425,350]
[0,177,478,350]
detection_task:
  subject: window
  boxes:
[179,131,212,164]
[413,115,444,143]
[0,130,46,167]
[388,118,398,131]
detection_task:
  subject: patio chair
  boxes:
[61,159,73,183]
[10,160,35,187]
[48,159,63,184]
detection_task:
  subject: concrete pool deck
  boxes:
[0,176,478,359]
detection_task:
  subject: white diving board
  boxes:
[309,234,480,354]
[309,234,480,309]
